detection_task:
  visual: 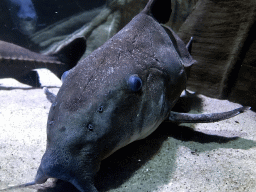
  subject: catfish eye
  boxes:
[128,75,142,92]
[61,70,69,83]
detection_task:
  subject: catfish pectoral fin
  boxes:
[43,87,56,103]
[168,106,250,123]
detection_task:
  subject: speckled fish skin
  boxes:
[34,0,194,191]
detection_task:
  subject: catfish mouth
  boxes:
[34,165,49,184]
[33,148,74,185]
[33,150,99,192]
[34,163,74,185]
[34,139,100,185]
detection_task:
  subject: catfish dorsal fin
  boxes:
[51,36,86,70]
[142,0,172,24]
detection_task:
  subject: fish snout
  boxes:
[35,145,100,191]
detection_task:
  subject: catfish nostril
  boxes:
[59,126,66,132]
[97,106,103,113]
[88,124,93,131]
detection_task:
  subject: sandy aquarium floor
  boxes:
[0,69,255,192]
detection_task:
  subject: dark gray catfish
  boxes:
[1,0,250,191]
[0,37,86,87]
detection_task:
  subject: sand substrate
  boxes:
[0,69,255,192]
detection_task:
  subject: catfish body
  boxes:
[0,38,86,87]
[35,1,192,191]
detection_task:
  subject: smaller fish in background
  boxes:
[0,37,86,87]
[4,0,37,35]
